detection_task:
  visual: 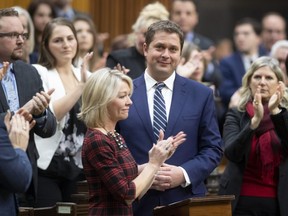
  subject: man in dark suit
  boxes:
[170,0,214,50]
[117,20,223,216]
[170,0,221,91]
[219,18,266,109]
[0,8,56,206]
[0,112,32,216]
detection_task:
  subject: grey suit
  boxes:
[0,60,56,205]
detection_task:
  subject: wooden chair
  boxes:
[32,202,77,216]
[71,193,89,216]
[76,180,88,194]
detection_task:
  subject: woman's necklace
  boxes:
[102,128,127,149]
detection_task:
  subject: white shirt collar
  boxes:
[144,69,175,91]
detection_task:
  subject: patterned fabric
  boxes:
[1,67,19,112]
[153,82,167,140]
[55,101,86,169]
[82,128,138,216]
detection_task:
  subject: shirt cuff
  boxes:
[179,166,191,187]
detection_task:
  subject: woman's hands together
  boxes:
[148,130,186,166]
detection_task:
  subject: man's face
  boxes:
[0,16,25,62]
[170,1,198,34]
[261,15,286,51]
[144,31,181,81]
[234,24,260,54]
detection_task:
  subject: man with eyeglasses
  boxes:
[0,32,29,41]
[0,7,56,210]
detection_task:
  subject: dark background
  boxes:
[194,0,288,43]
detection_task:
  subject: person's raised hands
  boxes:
[251,86,264,129]
[22,88,55,116]
[177,50,202,78]
[269,81,285,114]
[80,52,93,83]
[4,111,30,151]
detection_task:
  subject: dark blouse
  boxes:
[82,128,138,216]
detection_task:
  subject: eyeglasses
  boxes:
[0,32,29,40]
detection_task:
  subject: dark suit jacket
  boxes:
[106,46,146,79]
[0,60,56,203]
[219,50,266,108]
[117,74,223,216]
[0,120,32,216]
[218,51,246,108]
[186,32,214,50]
[218,108,288,216]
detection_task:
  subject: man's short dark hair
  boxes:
[235,17,262,36]
[145,20,184,51]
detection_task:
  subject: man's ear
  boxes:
[143,43,148,57]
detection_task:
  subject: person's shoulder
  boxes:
[14,60,39,76]
[193,32,214,49]
[109,46,136,58]
[14,60,35,70]
[227,107,243,118]
[220,52,241,66]
[176,75,212,92]
[32,64,48,72]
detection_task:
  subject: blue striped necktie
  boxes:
[153,82,167,140]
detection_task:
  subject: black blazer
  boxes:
[0,60,56,202]
[188,32,214,50]
[106,46,146,79]
[218,108,288,216]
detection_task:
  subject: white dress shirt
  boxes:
[144,70,191,187]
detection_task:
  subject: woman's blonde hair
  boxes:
[238,56,288,111]
[78,68,133,128]
[132,1,169,32]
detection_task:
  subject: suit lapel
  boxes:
[0,84,9,112]
[165,74,187,137]
[132,76,154,141]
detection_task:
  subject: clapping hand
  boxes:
[22,88,55,116]
[269,81,285,113]
[0,61,9,80]
[114,63,130,75]
[80,52,93,83]
[4,111,30,151]
[177,50,202,78]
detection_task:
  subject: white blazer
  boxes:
[33,64,90,170]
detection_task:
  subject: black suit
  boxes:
[187,32,214,50]
[106,46,146,79]
[0,60,56,205]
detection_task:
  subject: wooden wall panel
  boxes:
[90,0,171,51]
[1,0,286,50]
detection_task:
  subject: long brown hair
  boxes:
[38,17,79,69]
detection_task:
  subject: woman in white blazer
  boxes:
[33,17,92,207]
